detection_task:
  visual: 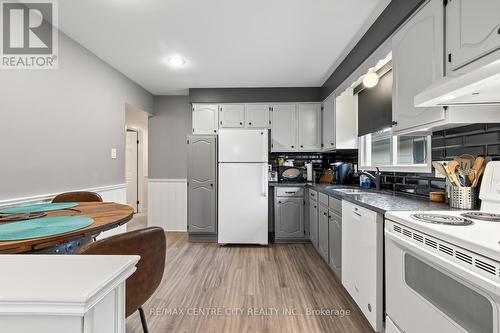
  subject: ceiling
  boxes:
[58,0,390,95]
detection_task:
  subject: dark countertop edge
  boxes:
[270,182,451,214]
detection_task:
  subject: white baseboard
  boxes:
[148,179,187,232]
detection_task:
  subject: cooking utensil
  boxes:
[472,165,486,187]
[433,161,459,186]
[455,154,475,171]
[446,160,462,187]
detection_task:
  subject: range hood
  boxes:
[414,59,500,107]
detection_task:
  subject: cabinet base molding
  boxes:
[188,233,217,243]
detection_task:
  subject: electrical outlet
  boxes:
[111,148,117,159]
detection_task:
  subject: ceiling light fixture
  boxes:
[363,68,379,88]
[166,57,186,67]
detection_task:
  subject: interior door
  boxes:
[246,104,270,128]
[392,0,445,133]
[298,103,322,151]
[125,130,138,212]
[187,136,216,233]
[219,104,245,128]
[447,0,500,71]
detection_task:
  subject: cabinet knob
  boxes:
[213,130,217,133]
[249,122,252,125]
[330,142,334,145]
[291,145,294,148]
[323,212,327,216]
[300,145,303,148]
[498,27,500,35]
[314,205,317,208]
[278,201,282,204]
[210,183,213,187]
[239,122,243,125]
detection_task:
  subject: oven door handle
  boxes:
[385,229,498,295]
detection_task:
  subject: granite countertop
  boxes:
[270,182,451,214]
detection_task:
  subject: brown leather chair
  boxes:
[52,191,103,203]
[78,227,166,333]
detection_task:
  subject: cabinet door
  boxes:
[309,200,318,248]
[271,104,297,152]
[322,95,335,150]
[219,104,245,128]
[298,103,321,151]
[246,104,270,128]
[187,136,217,233]
[193,104,219,134]
[334,90,358,149]
[392,0,445,133]
[275,198,304,239]
[447,0,500,71]
[318,205,329,261]
[328,212,341,279]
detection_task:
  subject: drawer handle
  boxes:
[353,212,362,217]
[285,191,296,194]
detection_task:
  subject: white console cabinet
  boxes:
[0,255,139,333]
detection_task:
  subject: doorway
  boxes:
[126,129,139,212]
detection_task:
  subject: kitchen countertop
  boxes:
[270,182,451,214]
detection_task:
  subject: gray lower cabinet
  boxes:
[275,198,304,239]
[328,211,342,279]
[187,136,217,238]
[318,205,329,261]
[309,199,318,248]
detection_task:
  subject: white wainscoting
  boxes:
[0,184,128,239]
[148,179,187,232]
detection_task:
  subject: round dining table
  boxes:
[0,202,134,254]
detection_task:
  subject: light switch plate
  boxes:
[111,148,117,159]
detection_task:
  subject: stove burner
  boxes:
[411,214,473,226]
[461,212,500,222]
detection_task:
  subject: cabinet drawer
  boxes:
[276,187,304,197]
[309,190,318,201]
[319,192,329,206]
[329,196,342,214]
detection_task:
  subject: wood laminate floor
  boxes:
[126,232,374,333]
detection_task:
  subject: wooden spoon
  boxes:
[446,160,462,187]
[468,156,485,184]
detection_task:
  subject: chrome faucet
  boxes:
[356,167,382,191]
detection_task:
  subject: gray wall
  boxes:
[321,0,425,99]
[149,96,191,179]
[189,87,322,103]
[0,32,154,200]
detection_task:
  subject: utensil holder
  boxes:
[449,185,478,210]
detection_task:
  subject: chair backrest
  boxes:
[77,227,166,317]
[52,191,103,203]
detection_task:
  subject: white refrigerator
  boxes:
[218,129,268,244]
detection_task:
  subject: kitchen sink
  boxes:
[330,188,377,195]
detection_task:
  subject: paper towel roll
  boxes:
[305,163,313,181]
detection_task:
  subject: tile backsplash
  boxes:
[380,123,500,197]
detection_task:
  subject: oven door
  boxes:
[385,222,499,333]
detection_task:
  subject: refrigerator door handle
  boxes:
[262,164,268,197]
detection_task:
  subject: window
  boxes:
[359,130,431,172]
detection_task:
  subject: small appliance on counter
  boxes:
[268,165,278,183]
[278,166,306,183]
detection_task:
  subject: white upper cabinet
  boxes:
[334,90,358,149]
[271,104,298,152]
[298,103,322,151]
[392,0,445,133]
[446,0,500,72]
[322,94,335,149]
[192,104,219,134]
[219,104,245,128]
[245,104,270,128]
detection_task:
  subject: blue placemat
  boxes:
[0,202,78,214]
[0,216,94,241]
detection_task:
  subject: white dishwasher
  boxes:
[341,201,384,332]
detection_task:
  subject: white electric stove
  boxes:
[384,161,500,333]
